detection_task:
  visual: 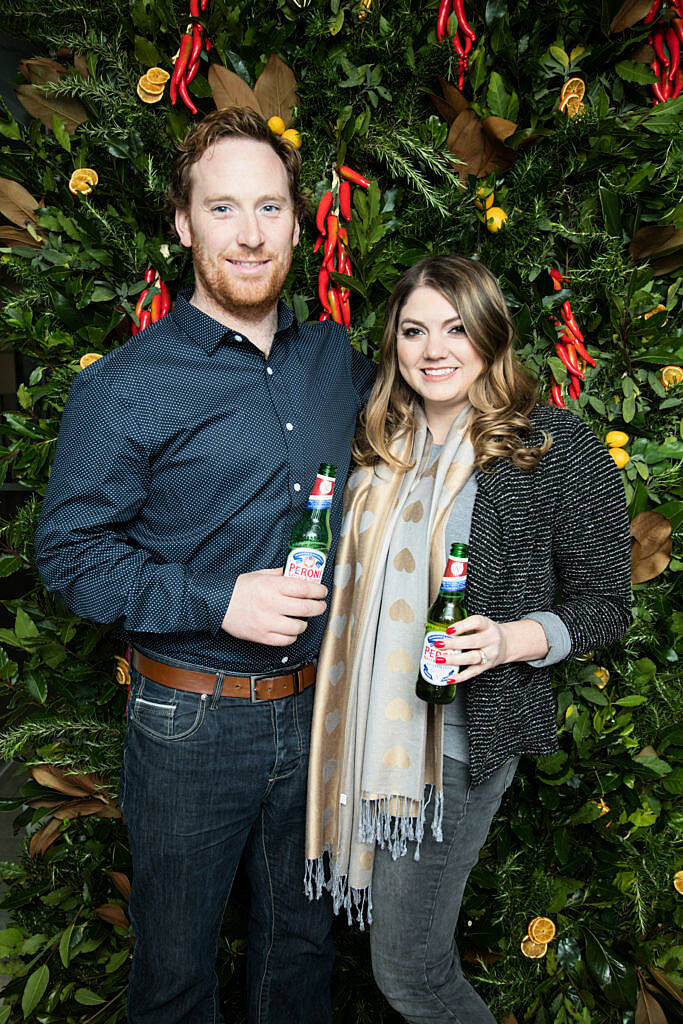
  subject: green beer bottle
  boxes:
[284,463,337,584]
[415,542,468,705]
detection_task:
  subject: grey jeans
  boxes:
[370,755,519,1023]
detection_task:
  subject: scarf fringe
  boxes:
[357,786,444,862]
[304,853,373,930]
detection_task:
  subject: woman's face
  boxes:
[396,285,485,429]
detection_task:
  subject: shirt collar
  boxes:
[172,288,298,356]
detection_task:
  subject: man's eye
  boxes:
[262,204,280,213]
[213,205,230,214]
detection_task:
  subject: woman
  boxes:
[305,255,631,1023]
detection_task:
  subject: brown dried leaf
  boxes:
[631,539,672,583]
[0,177,40,228]
[501,1016,519,1024]
[439,78,469,116]
[482,115,518,145]
[208,65,262,115]
[447,110,485,178]
[27,798,70,809]
[31,764,92,797]
[19,57,68,85]
[462,946,503,965]
[635,988,668,1024]
[106,871,132,901]
[52,798,121,820]
[95,904,130,929]
[253,55,297,126]
[610,0,656,33]
[632,43,656,63]
[428,92,461,125]
[73,54,90,79]
[16,84,87,134]
[647,967,683,1006]
[29,817,63,857]
[0,225,42,248]
[629,226,683,259]
[635,745,658,759]
[630,511,672,558]
[651,250,683,276]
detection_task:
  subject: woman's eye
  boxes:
[402,327,422,337]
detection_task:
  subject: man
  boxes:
[35,107,375,1024]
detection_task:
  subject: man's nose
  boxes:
[236,212,264,248]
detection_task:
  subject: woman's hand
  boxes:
[433,615,549,683]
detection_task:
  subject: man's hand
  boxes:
[221,568,328,646]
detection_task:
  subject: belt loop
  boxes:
[210,671,225,711]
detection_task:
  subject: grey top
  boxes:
[428,446,571,763]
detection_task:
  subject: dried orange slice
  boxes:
[591,798,610,817]
[674,871,683,894]
[642,303,667,321]
[593,666,610,689]
[137,81,163,104]
[114,655,130,687]
[139,74,165,95]
[528,917,556,944]
[561,77,585,103]
[79,352,103,369]
[71,167,98,186]
[661,365,683,388]
[521,937,547,959]
[560,94,583,117]
[146,67,170,85]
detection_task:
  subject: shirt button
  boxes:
[234,334,242,342]
[294,483,301,492]
[267,367,273,375]
[281,656,289,664]
[286,422,294,431]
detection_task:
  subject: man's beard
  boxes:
[191,239,293,320]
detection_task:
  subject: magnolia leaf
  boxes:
[632,43,655,63]
[29,817,63,857]
[106,870,132,900]
[631,511,672,583]
[0,176,40,228]
[95,903,130,929]
[253,55,297,125]
[610,0,655,33]
[0,225,42,248]
[52,798,121,820]
[439,77,470,116]
[74,53,90,78]
[630,226,683,259]
[75,988,106,1006]
[634,745,658,759]
[15,84,87,135]
[19,57,68,85]
[31,764,92,798]
[651,250,683,276]
[447,109,485,178]
[208,65,262,115]
[635,988,667,1024]
[616,61,658,85]
[647,967,683,1006]
[428,92,460,125]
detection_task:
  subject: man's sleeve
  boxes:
[34,374,235,635]
[350,346,377,406]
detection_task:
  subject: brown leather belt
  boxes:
[132,649,315,702]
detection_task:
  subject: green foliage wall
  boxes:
[0,1,682,1021]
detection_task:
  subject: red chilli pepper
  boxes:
[568,375,581,400]
[672,66,682,97]
[339,181,352,221]
[178,72,198,114]
[666,27,680,82]
[188,24,203,76]
[339,165,371,189]
[190,0,200,15]
[340,291,351,327]
[319,310,331,321]
[151,292,162,323]
[171,33,193,106]
[144,266,155,283]
[204,36,212,51]
[328,287,343,325]
[313,234,323,254]
[673,19,683,46]
[436,0,451,41]
[549,268,566,291]
[644,0,662,23]
[323,215,339,268]
[134,288,149,323]
[453,0,476,39]
[138,310,152,332]
[553,320,596,367]
[452,33,464,55]
[316,192,334,235]
[561,301,585,342]
[653,26,670,68]
[550,383,565,408]
[318,267,331,312]
[160,280,171,317]
[556,342,585,380]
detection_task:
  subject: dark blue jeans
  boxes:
[119,660,334,1024]
[370,755,519,1023]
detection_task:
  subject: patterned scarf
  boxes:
[305,404,474,927]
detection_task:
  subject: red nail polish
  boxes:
[435,655,447,663]
[432,640,446,648]
[446,625,457,635]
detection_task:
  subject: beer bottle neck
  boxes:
[438,555,468,596]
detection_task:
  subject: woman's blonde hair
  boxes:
[352,254,552,472]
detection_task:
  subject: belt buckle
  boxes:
[249,665,302,703]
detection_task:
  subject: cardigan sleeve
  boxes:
[548,416,632,655]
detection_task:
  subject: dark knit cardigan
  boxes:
[464,404,631,784]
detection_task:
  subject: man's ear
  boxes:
[292,218,300,249]
[175,207,192,249]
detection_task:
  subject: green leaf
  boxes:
[549,45,569,68]
[25,670,48,704]
[578,686,609,706]
[51,114,71,152]
[105,946,130,973]
[59,923,75,967]
[134,35,161,67]
[622,395,636,422]
[584,932,637,1008]
[0,1006,10,1024]
[599,187,621,237]
[487,71,511,118]
[0,555,22,578]
[22,964,50,1018]
[615,61,658,86]
[485,0,507,23]
[75,988,106,1005]
[15,608,39,640]
[615,695,647,707]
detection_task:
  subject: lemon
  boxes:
[521,937,547,959]
[661,365,683,388]
[282,128,302,148]
[267,116,286,135]
[609,447,630,469]
[486,207,508,232]
[605,431,629,448]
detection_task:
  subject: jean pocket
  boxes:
[129,676,207,741]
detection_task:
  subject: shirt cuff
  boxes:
[525,612,572,668]
[186,574,238,637]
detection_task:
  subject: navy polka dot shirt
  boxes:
[35,291,376,673]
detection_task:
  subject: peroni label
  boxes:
[419,629,459,687]
[307,473,335,510]
[284,547,327,583]
[440,556,467,594]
